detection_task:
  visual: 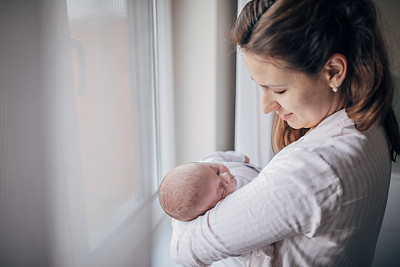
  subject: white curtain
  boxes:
[234,0,274,168]
[0,0,164,266]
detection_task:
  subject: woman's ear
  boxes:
[324,53,347,89]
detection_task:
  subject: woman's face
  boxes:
[243,52,340,130]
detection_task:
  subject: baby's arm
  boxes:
[200,150,249,164]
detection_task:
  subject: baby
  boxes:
[158,151,258,222]
[159,151,274,266]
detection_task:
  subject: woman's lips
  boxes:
[279,113,293,121]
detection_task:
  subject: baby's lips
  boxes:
[232,175,237,187]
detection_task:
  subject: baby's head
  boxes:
[158,162,237,221]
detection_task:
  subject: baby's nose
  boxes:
[222,172,231,183]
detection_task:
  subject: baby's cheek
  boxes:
[228,186,236,195]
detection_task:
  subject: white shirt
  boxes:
[171,110,392,267]
[198,151,274,267]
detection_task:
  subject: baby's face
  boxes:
[195,162,237,213]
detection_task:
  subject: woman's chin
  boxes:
[286,121,300,129]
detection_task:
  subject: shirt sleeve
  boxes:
[199,151,246,163]
[170,149,343,266]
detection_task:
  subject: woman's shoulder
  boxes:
[302,109,362,144]
[268,109,391,187]
[293,109,388,159]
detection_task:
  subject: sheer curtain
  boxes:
[234,0,274,168]
[0,0,166,266]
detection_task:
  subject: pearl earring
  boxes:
[332,85,338,93]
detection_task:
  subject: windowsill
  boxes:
[151,194,165,230]
[151,195,181,267]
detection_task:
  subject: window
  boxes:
[0,0,170,266]
[67,0,156,250]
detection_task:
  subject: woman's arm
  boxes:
[170,150,343,266]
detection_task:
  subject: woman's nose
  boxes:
[262,91,280,114]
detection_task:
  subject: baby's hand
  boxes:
[244,156,250,163]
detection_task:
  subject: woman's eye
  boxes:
[274,90,286,95]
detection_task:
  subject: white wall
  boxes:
[172,0,237,165]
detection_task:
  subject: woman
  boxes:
[171,0,400,266]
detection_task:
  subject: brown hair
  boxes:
[158,163,207,222]
[230,0,400,161]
